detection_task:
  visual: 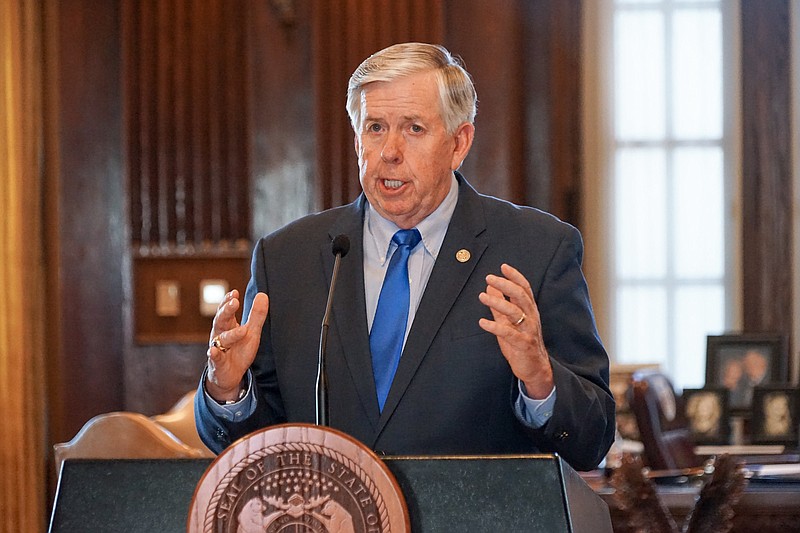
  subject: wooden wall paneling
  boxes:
[188,0,207,245]
[44,0,125,444]
[740,1,793,350]
[223,4,249,244]
[2,1,48,527]
[133,256,250,343]
[125,1,142,244]
[519,0,551,212]
[518,0,584,224]
[247,0,316,237]
[121,0,253,416]
[125,0,252,249]
[545,0,583,228]
[157,0,176,247]
[124,0,255,248]
[312,0,337,209]
[444,0,524,203]
[174,0,190,247]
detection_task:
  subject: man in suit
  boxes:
[196,42,615,471]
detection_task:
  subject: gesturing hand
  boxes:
[205,290,269,402]
[478,263,554,398]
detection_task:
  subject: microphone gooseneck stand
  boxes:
[316,234,350,426]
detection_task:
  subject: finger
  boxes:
[479,286,528,340]
[485,275,532,307]
[207,325,247,362]
[499,265,543,325]
[211,294,241,337]
[245,292,269,334]
[479,285,521,322]
[218,289,239,311]
[208,293,269,363]
[500,263,532,292]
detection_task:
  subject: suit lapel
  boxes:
[322,197,381,432]
[377,177,488,429]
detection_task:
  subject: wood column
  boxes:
[740,1,793,353]
[0,1,47,530]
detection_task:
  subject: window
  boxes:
[583,0,739,390]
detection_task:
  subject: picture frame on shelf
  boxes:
[705,334,788,412]
[750,385,800,446]
[683,387,730,445]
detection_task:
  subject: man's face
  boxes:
[354,70,473,229]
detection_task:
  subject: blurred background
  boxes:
[1,0,798,529]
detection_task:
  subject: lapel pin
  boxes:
[455,249,471,263]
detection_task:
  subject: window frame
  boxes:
[581,0,742,389]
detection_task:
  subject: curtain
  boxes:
[0,1,47,531]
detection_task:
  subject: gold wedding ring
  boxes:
[210,335,229,352]
[513,313,526,326]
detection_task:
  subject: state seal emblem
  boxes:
[188,424,409,533]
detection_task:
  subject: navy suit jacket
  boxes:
[196,174,615,471]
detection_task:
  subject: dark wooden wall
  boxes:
[740,0,794,350]
[42,0,794,468]
[44,0,126,453]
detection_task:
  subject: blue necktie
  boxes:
[370,228,422,411]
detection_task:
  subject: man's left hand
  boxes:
[478,263,554,398]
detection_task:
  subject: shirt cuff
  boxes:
[515,381,556,428]
[202,368,256,422]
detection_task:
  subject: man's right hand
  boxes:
[205,290,269,402]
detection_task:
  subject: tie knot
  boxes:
[392,228,422,249]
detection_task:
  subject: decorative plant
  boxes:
[611,454,748,533]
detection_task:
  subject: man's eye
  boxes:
[410,124,423,133]
[367,123,382,133]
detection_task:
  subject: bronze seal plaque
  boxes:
[188,424,409,533]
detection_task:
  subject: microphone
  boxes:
[316,234,350,426]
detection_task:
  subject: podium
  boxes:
[50,455,611,532]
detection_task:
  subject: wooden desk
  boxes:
[584,473,800,533]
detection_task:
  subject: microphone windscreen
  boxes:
[331,234,350,258]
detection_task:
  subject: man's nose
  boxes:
[380,131,404,163]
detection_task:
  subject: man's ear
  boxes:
[450,122,475,170]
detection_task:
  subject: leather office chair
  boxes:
[151,390,214,457]
[53,411,206,476]
[628,370,702,471]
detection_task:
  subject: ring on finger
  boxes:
[210,335,229,352]
[513,313,526,326]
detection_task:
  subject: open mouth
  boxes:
[382,179,404,189]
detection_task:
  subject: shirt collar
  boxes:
[365,173,459,264]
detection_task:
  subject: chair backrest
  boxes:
[53,411,206,475]
[628,370,701,471]
[151,390,214,457]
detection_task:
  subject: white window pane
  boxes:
[616,0,660,4]
[672,9,722,139]
[673,147,724,278]
[615,11,665,140]
[615,148,667,278]
[673,286,725,389]
[617,286,668,365]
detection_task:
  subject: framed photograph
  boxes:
[705,334,788,411]
[683,388,730,445]
[751,386,800,446]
